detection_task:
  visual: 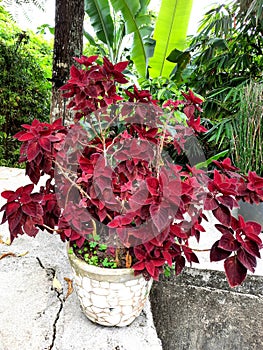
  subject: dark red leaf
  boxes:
[39,137,51,152]
[217,195,238,209]
[114,61,129,72]
[210,240,231,262]
[170,224,188,239]
[1,190,14,200]
[218,233,240,251]
[246,221,262,235]
[215,224,234,236]
[237,248,257,273]
[175,255,185,275]
[23,217,38,236]
[24,184,34,194]
[145,261,155,276]
[212,205,231,226]
[224,256,247,287]
[27,141,41,162]
[204,193,219,210]
[9,209,23,231]
[5,202,20,217]
[146,177,159,195]
[132,260,146,271]
[150,203,171,232]
[182,245,199,263]
[17,132,35,141]
[242,240,261,258]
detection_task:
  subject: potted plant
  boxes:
[1,56,263,327]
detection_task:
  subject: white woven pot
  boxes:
[67,249,153,327]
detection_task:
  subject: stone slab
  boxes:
[150,268,263,350]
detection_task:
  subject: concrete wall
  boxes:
[150,268,263,350]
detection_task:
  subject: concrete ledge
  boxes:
[150,268,263,350]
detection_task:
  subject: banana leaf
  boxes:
[110,0,154,77]
[84,0,114,57]
[149,0,193,78]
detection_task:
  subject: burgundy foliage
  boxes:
[1,55,263,288]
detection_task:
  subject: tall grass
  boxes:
[233,81,263,175]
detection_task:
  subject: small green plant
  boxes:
[163,264,175,278]
[71,235,118,268]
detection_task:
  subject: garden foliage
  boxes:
[0,5,52,166]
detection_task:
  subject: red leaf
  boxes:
[150,203,170,232]
[182,246,199,263]
[146,177,159,195]
[175,255,185,275]
[237,248,257,273]
[39,137,51,152]
[132,260,146,271]
[224,256,247,287]
[242,240,261,258]
[210,241,231,262]
[134,247,146,261]
[22,202,38,216]
[217,195,238,209]
[215,224,234,236]
[9,209,23,231]
[17,132,35,141]
[218,233,240,252]
[114,61,129,72]
[5,202,20,217]
[204,194,219,210]
[170,224,188,239]
[22,184,34,196]
[23,217,38,236]
[212,205,231,226]
[27,141,41,162]
[1,190,14,200]
[162,251,173,266]
[70,65,81,80]
[145,260,155,276]
[246,221,262,235]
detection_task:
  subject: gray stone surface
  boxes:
[0,234,162,350]
[150,268,263,350]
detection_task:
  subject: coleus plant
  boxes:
[1,55,263,288]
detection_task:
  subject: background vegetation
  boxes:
[0,5,52,166]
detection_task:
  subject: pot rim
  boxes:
[67,243,138,278]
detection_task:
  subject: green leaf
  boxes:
[110,0,153,77]
[83,30,107,56]
[195,149,229,169]
[84,0,114,55]
[149,0,193,78]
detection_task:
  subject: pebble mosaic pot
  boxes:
[67,249,153,327]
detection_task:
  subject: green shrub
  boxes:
[0,5,52,167]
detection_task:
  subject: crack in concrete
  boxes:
[48,289,64,350]
[36,257,65,350]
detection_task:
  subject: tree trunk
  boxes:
[50,0,84,123]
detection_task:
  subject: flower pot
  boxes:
[67,248,153,327]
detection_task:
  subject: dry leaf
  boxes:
[0,252,16,260]
[64,277,74,300]
[52,274,62,292]
[17,251,29,257]
[0,236,11,245]
[125,251,132,268]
